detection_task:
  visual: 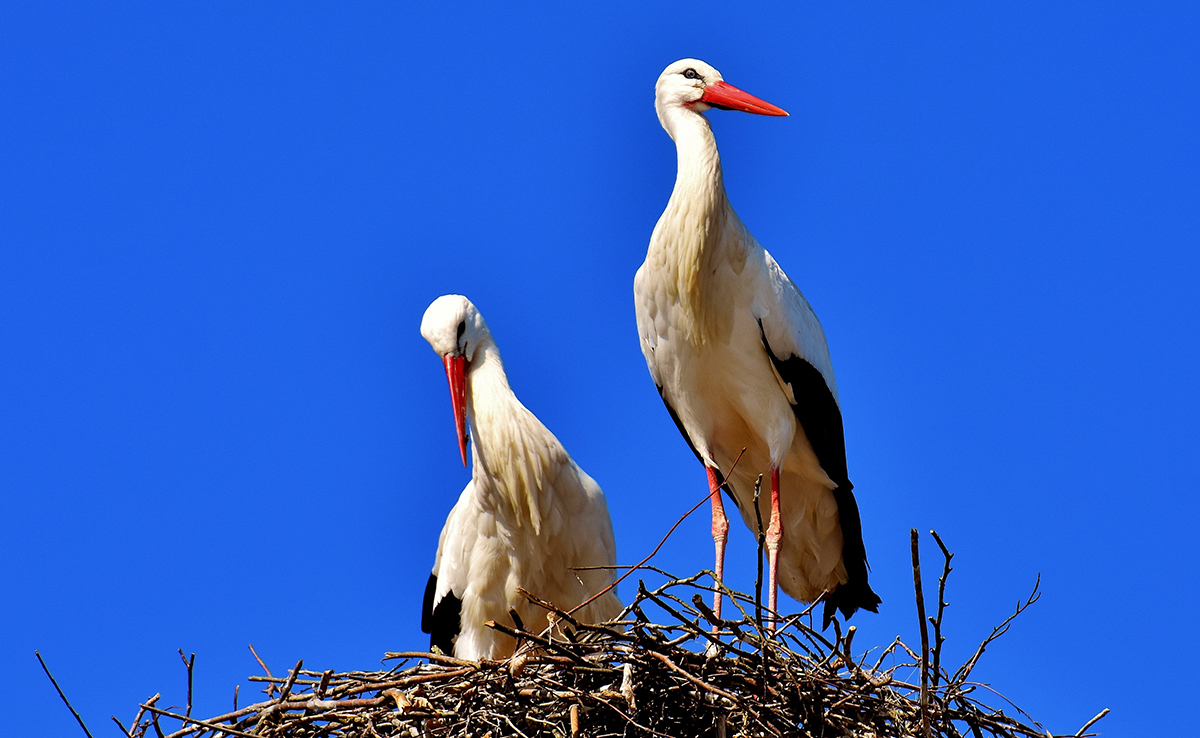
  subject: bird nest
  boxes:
[103,531,1107,738]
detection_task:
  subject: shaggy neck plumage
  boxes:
[465,339,551,534]
[651,105,740,343]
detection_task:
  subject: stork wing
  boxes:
[635,263,708,465]
[753,248,880,624]
[753,249,847,480]
[633,263,666,390]
[753,251,839,403]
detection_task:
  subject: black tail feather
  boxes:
[821,480,881,629]
[421,573,462,654]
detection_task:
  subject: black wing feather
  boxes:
[757,320,881,628]
[421,573,462,655]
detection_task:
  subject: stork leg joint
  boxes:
[706,466,729,624]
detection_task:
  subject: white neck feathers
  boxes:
[650,106,746,344]
[465,342,560,535]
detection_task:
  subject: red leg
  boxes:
[766,466,782,630]
[707,466,729,624]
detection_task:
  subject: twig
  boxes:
[911,528,931,738]
[246,643,274,698]
[316,670,332,699]
[485,620,592,666]
[126,693,158,738]
[111,716,131,737]
[383,650,476,667]
[953,575,1042,685]
[140,704,259,738]
[930,529,954,689]
[278,659,304,703]
[569,448,746,616]
[247,643,271,677]
[35,651,95,738]
[177,650,195,718]
[752,474,765,629]
[1075,707,1110,736]
[648,651,742,706]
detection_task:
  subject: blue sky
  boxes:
[3,2,1197,735]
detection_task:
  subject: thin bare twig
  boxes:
[278,659,303,703]
[953,575,1042,685]
[911,529,931,738]
[140,704,259,738]
[569,448,746,616]
[111,715,131,737]
[752,474,765,629]
[35,651,95,738]
[1075,707,1110,736]
[930,529,954,689]
[247,643,271,677]
[177,650,195,718]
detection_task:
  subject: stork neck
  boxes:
[464,340,515,435]
[651,107,742,343]
[664,108,728,217]
[463,339,553,535]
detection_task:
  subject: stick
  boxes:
[278,659,304,703]
[569,448,746,616]
[316,670,332,699]
[111,716,131,737]
[247,643,271,676]
[140,704,259,738]
[752,474,765,629]
[929,529,953,689]
[952,575,1041,684]
[1075,707,1110,736]
[910,529,930,738]
[35,651,95,738]
[177,650,195,718]
[647,651,742,706]
[126,693,158,738]
[383,650,476,667]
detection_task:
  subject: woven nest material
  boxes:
[113,532,1108,738]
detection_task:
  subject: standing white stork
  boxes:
[634,59,880,628]
[419,294,622,660]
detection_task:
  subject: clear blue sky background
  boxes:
[3,3,1197,735]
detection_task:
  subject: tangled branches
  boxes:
[104,531,1106,738]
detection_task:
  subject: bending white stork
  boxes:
[633,59,881,629]
[419,294,622,659]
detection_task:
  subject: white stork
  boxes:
[634,59,880,629]
[419,294,622,659]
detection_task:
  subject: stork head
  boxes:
[655,59,788,133]
[420,294,490,466]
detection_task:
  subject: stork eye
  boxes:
[683,68,701,80]
[456,321,466,340]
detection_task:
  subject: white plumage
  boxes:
[634,59,880,628]
[419,295,622,660]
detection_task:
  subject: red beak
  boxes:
[700,80,789,117]
[443,354,468,466]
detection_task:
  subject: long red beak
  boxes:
[700,80,789,117]
[443,354,468,466]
